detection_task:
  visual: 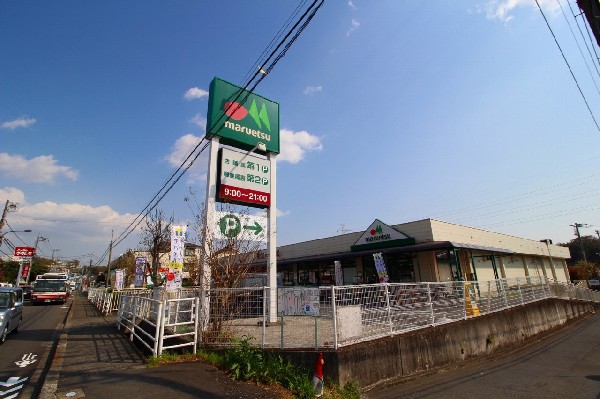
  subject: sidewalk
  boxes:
[38,291,283,399]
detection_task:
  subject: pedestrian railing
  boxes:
[94,277,600,355]
[115,295,200,356]
[196,277,600,349]
[88,287,152,315]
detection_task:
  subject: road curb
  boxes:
[24,297,74,399]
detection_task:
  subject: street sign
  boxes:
[14,247,34,257]
[218,147,271,208]
[214,211,267,241]
[206,77,280,154]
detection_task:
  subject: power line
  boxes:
[107,0,325,257]
[558,0,600,94]
[535,0,600,132]
[568,0,600,76]
[4,222,30,246]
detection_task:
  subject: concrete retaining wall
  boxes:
[276,298,596,388]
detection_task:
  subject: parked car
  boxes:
[0,287,24,344]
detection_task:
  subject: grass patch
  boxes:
[146,351,202,367]
[147,337,362,398]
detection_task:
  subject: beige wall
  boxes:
[427,219,570,258]
[276,218,571,284]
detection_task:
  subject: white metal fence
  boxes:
[115,295,200,356]
[89,277,600,355]
[88,288,151,315]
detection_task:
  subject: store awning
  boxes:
[277,240,513,265]
[448,242,514,255]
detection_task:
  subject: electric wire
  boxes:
[239,0,309,86]
[107,0,325,258]
[558,0,600,94]
[481,203,600,230]
[568,0,600,76]
[535,0,600,132]
[4,222,30,246]
[431,171,600,219]
[575,0,600,66]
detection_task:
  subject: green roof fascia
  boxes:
[351,237,416,252]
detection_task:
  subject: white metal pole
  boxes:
[267,152,277,324]
[201,137,219,328]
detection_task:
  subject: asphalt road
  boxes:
[366,312,600,399]
[0,299,70,398]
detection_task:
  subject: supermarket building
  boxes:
[275,218,570,286]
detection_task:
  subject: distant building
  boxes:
[275,218,570,286]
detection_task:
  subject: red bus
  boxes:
[31,273,69,305]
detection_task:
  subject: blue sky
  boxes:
[1,0,600,265]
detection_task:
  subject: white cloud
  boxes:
[346,19,360,37]
[303,86,323,95]
[164,128,322,183]
[1,117,36,130]
[278,129,323,164]
[0,187,26,205]
[184,87,209,100]
[276,208,291,218]
[348,1,357,10]
[0,153,78,184]
[0,187,138,257]
[479,0,559,23]
[189,113,207,130]
[165,134,208,183]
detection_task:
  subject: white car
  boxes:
[0,287,24,344]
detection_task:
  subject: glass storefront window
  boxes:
[385,253,415,282]
[436,249,461,281]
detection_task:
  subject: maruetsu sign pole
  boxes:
[267,151,277,324]
[202,136,220,329]
[203,77,280,326]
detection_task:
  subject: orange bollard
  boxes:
[312,352,324,397]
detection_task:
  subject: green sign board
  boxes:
[206,77,280,154]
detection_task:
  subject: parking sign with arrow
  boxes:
[215,211,267,241]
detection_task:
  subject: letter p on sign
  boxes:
[219,214,241,238]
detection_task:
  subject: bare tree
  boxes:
[139,208,173,286]
[186,188,267,288]
[185,188,269,341]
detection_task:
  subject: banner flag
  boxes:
[134,257,146,287]
[373,252,389,283]
[168,225,186,290]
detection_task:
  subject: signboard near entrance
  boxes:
[214,211,267,242]
[206,77,280,154]
[218,147,271,208]
[351,219,415,251]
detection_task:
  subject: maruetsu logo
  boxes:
[365,225,391,242]
[223,99,272,142]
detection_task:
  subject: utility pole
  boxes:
[571,223,588,262]
[106,230,114,287]
[0,200,17,232]
[27,234,48,283]
[51,249,60,271]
